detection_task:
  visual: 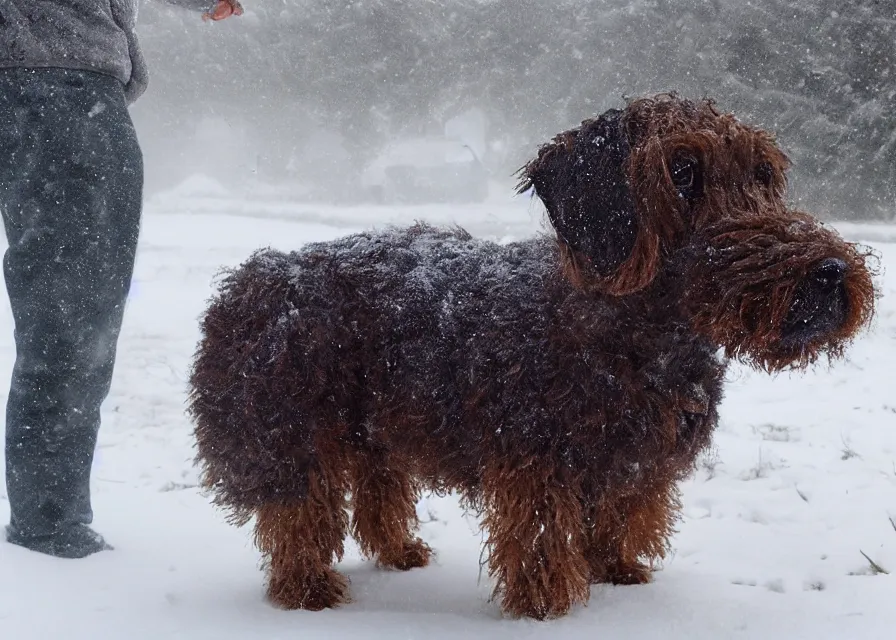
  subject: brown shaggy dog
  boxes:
[187,94,876,620]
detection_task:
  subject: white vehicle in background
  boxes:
[362,137,490,204]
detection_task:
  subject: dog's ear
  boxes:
[518,109,660,295]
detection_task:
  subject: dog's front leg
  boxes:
[481,461,590,620]
[582,475,679,585]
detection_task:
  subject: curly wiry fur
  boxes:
[188,93,877,620]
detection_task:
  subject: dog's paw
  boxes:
[499,589,581,621]
[376,537,433,571]
[603,561,653,586]
[267,566,350,610]
[496,572,590,620]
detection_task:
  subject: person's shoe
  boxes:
[5,523,113,558]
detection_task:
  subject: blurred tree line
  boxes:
[134,0,896,219]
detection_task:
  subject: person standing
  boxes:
[0,0,244,558]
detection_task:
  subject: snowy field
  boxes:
[1,181,894,639]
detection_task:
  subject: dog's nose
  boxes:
[781,257,850,347]
[810,258,848,290]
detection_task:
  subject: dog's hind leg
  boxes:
[349,446,432,571]
[253,439,352,610]
[481,461,590,620]
[583,476,679,585]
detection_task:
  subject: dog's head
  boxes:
[520,93,877,371]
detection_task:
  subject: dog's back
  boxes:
[188,223,562,515]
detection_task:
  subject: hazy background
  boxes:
[132,0,896,221]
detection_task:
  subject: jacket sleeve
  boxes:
[159,0,217,11]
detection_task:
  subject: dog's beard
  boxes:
[678,216,875,372]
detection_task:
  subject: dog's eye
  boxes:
[755,162,774,186]
[669,154,700,198]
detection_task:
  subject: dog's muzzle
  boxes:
[781,257,849,346]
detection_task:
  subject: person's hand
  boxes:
[202,0,244,21]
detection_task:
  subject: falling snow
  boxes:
[1,189,893,639]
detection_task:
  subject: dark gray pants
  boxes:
[0,68,142,538]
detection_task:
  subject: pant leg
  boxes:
[0,68,143,538]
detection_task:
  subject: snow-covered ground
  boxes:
[1,182,894,639]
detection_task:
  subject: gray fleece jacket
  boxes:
[0,1,213,103]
